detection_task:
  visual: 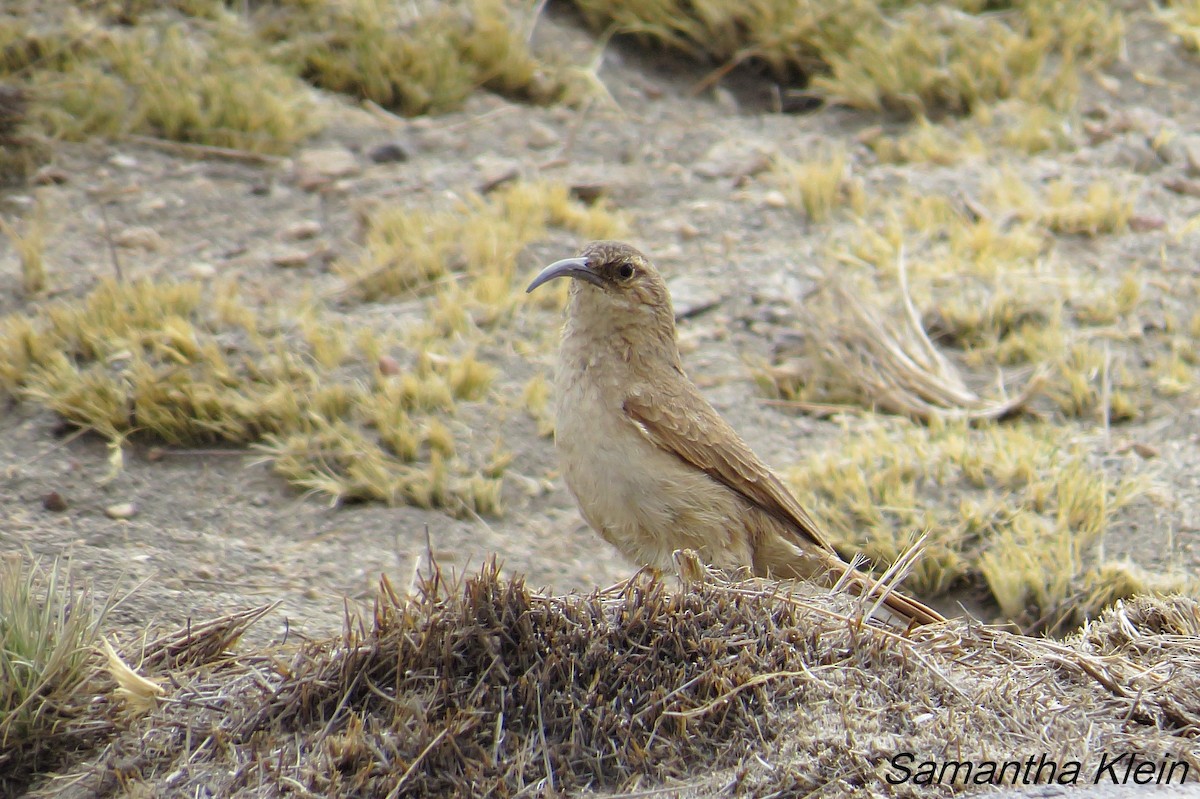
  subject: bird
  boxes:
[526,240,944,627]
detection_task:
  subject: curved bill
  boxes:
[525,257,604,293]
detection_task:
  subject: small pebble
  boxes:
[114,226,165,251]
[378,355,401,376]
[32,166,69,185]
[294,147,360,190]
[1181,136,1200,177]
[368,142,410,163]
[1165,177,1200,197]
[476,155,520,193]
[271,248,311,268]
[187,261,217,279]
[105,502,137,520]
[528,122,560,149]
[569,184,607,205]
[42,491,68,512]
[762,190,789,208]
[1129,215,1165,232]
[284,220,321,240]
[1132,442,1160,459]
[138,197,168,214]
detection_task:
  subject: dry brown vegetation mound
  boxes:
[21,563,1200,798]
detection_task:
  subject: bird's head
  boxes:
[526,241,675,330]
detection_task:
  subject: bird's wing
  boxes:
[623,382,834,553]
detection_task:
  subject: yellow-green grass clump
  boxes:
[785,418,1175,633]
[261,0,567,116]
[339,181,626,317]
[29,20,316,153]
[522,373,555,437]
[767,196,1050,397]
[866,116,985,166]
[0,197,48,295]
[936,298,1142,423]
[924,283,1057,358]
[1159,0,1200,53]
[832,191,1048,287]
[770,146,865,222]
[814,6,1058,117]
[0,555,112,795]
[0,83,48,184]
[1037,180,1134,237]
[571,0,1121,117]
[1150,334,1200,397]
[986,172,1133,237]
[867,101,1074,166]
[0,279,334,444]
[993,102,1075,155]
[0,279,503,516]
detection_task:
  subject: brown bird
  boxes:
[527,240,944,627]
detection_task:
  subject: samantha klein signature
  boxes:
[886,752,1191,786]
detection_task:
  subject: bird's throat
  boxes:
[562,288,682,377]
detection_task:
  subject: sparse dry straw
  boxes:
[771,250,1047,422]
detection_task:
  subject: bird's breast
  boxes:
[552,355,752,571]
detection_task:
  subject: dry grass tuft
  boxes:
[522,372,555,437]
[784,183,1152,425]
[815,6,1046,117]
[995,102,1074,154]
[20,14,318,154]
[572,0,1121,117]
[770,146,864,222]
[866,116,984,166]
[0,278,313,444]
[246,563,838,796]
[0,554,114,796]
[32,566,1200,796]
[869,100,1075,164]
[0,278,505,515]
[779,417,1162,631]
[0,197,49,295]
[987,172,1133,237]
[765,255,1046,422]
[265,0,567,116]
[6,599,276,795]
[0,82,48,183]
[339,180,625,308]
[1037,179,1134,237]
[1159,0,1200,53]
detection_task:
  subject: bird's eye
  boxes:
[616,263,635,280]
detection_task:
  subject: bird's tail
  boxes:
[836,567,946,628]
[831,544,946,628]
[754,533,946,628]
